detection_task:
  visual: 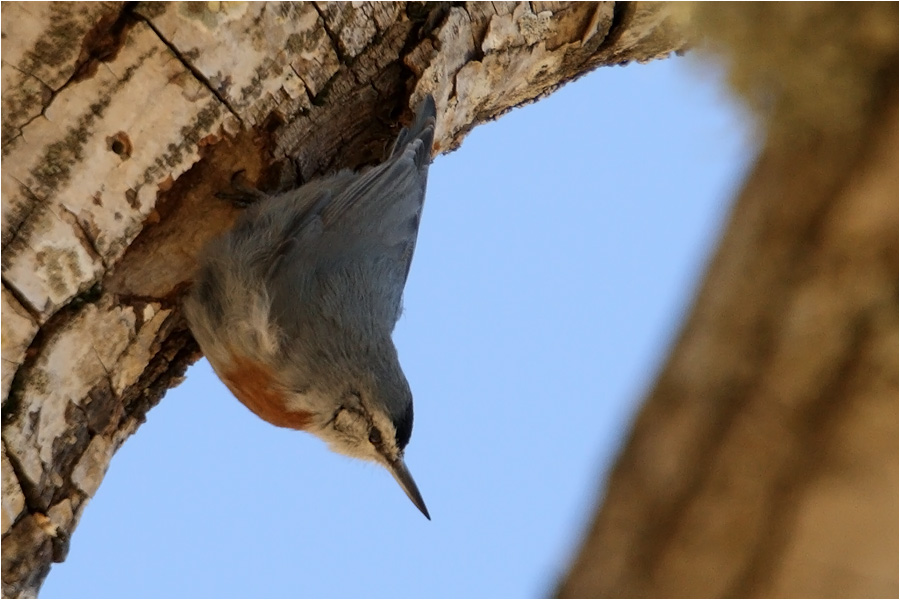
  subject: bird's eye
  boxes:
[368,428,382,445]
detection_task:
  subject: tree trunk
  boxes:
[558,3,899,597]
[0,2,686,596]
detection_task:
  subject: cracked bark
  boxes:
[1,2,685,597]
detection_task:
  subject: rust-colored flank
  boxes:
[221,354,313,430]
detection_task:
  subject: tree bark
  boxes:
[558,3,898,597]
[0,2,686,597]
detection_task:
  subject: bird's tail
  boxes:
[391,94,436,168]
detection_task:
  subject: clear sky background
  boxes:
[42,53,756,599]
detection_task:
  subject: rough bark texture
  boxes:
[558,3,899,598]
[0,2,686,597]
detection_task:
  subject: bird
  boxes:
[183,95,437,519]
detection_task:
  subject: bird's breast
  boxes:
[219,353,313,430]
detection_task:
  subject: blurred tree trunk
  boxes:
[558,3,898,598]
[0,2,686,597]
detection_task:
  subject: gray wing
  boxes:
[317,95,435,290]
[321,96,434,226]
[265,96,436,328]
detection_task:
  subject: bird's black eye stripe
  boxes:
[368,428,382,445]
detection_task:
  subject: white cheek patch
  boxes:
[319,407,385,464]
[299,407,397,468]
[333,408,368,438]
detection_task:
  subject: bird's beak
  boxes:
[388,458,430,520]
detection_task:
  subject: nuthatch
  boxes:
[184,96,436,519]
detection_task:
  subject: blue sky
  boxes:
[42,54,756,598]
